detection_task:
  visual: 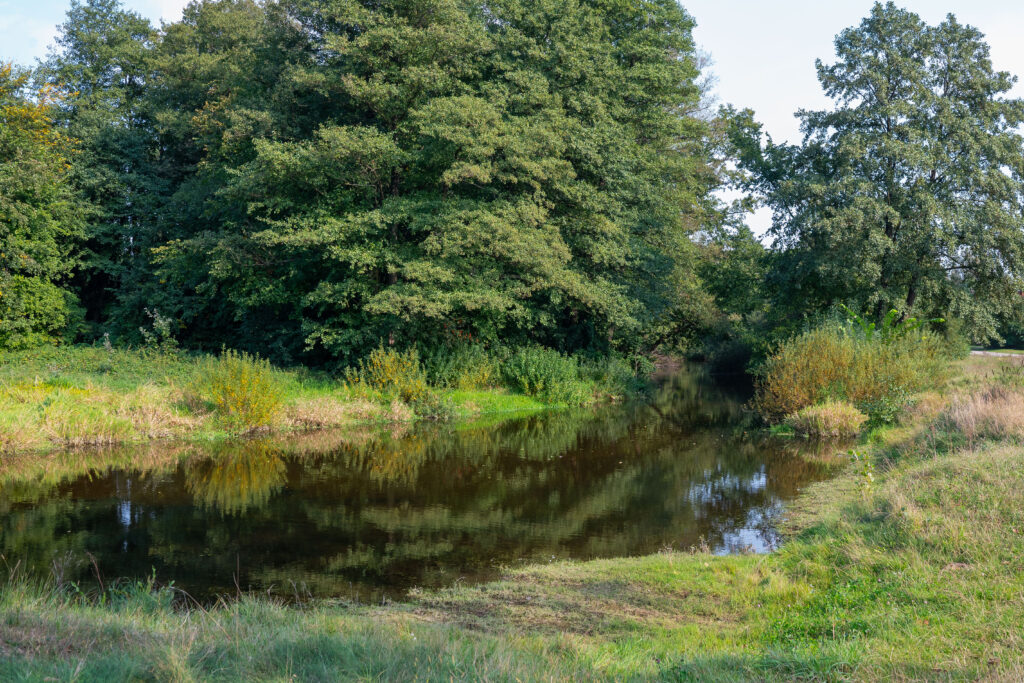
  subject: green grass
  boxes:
[2,356,1024,680]
[0,346,555,455]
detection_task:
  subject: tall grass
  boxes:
[755,323,950,423]
[784,400,867,438]
[942,385,1024,442]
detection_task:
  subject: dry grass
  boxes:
[785,400,867,438]
[942,385,1024,441]
[285,397,382,429]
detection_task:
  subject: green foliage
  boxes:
[0,64,86,350]
[784,401,867,438]
[34,0,718,364]
[188,349,283,429]
[421,344,503,390]
[502,347,592,406]
[579,353,653,400]
[37,0,159,335]
[840,304,943,344]
[755,322,949,423]
[345,347,431,406]
[729,2,1024,342]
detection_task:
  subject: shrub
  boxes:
[579,354,652,399]
[345,347,430,405]
[755,323,949,423]
[785,401,867,438]
[421,344,502,390]
[502,347,592,405]
[188,349,283,429]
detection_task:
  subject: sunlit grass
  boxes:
[0,346,559,454]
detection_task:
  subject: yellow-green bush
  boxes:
[345,347,430,405]
[755,324,949,423]
[188,349,283,429]
[785,400,867,438]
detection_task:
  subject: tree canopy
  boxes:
[5,0,1024,359]
[23,0,719,364]
[730,2,1024,340]
[0,64,86,349]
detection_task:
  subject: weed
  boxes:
[138,308,179,354]
[502,347,592,406]
[422,344,503,390]
[345,347,430,405]
[187,349,283,429]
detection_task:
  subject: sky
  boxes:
[3,0,1024,231]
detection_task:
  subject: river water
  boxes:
[0,368,837,602]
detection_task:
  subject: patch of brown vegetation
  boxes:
[286,397,381,429]
[943,386,1024,441]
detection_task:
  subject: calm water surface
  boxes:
[0,369,838,602]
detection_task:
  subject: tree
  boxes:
[148,0,716,363]
[731,2,1024,340]
[0,64,86,349]
[38,0,159,333]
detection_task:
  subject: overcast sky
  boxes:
[4,0,1024,232]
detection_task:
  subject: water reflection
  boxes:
[0,367,840,602]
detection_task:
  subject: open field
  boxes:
[0,355,1022,680]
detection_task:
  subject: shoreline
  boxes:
[1,355,1022,679]
[0,345,622,457]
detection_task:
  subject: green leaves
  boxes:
[0,64,86,349]
[735,2,1024,341]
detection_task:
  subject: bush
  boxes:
[345,347,429,403]
[579,354,652,399]
[421,344,502,390]
[188,349,283,428]
[502,347,592,405]
[755,323,949,423]
[785,401,867,438]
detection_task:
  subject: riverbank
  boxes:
[2,355,1023,680]
[0,346,588,455]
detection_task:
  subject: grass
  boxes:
[784,400,867,438]
[2,355,1024,679]
[0,346,557,455]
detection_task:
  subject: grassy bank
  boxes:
[0,346,615,454]
[1,355,1023,679]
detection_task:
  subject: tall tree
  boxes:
[38,0,159,332]
[0,64,86,349]
[150,0,715,363]
[731,2,1024,339]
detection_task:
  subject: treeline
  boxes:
[2,0,1024,369]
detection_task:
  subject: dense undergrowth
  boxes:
[0,355,1022,680]
[0,344,650,454]
[755,314,962,436]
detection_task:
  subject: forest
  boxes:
[3,0,1021,374]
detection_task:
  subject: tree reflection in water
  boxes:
[0,366,842,602]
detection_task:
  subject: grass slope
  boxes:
[1,357,1023,680]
